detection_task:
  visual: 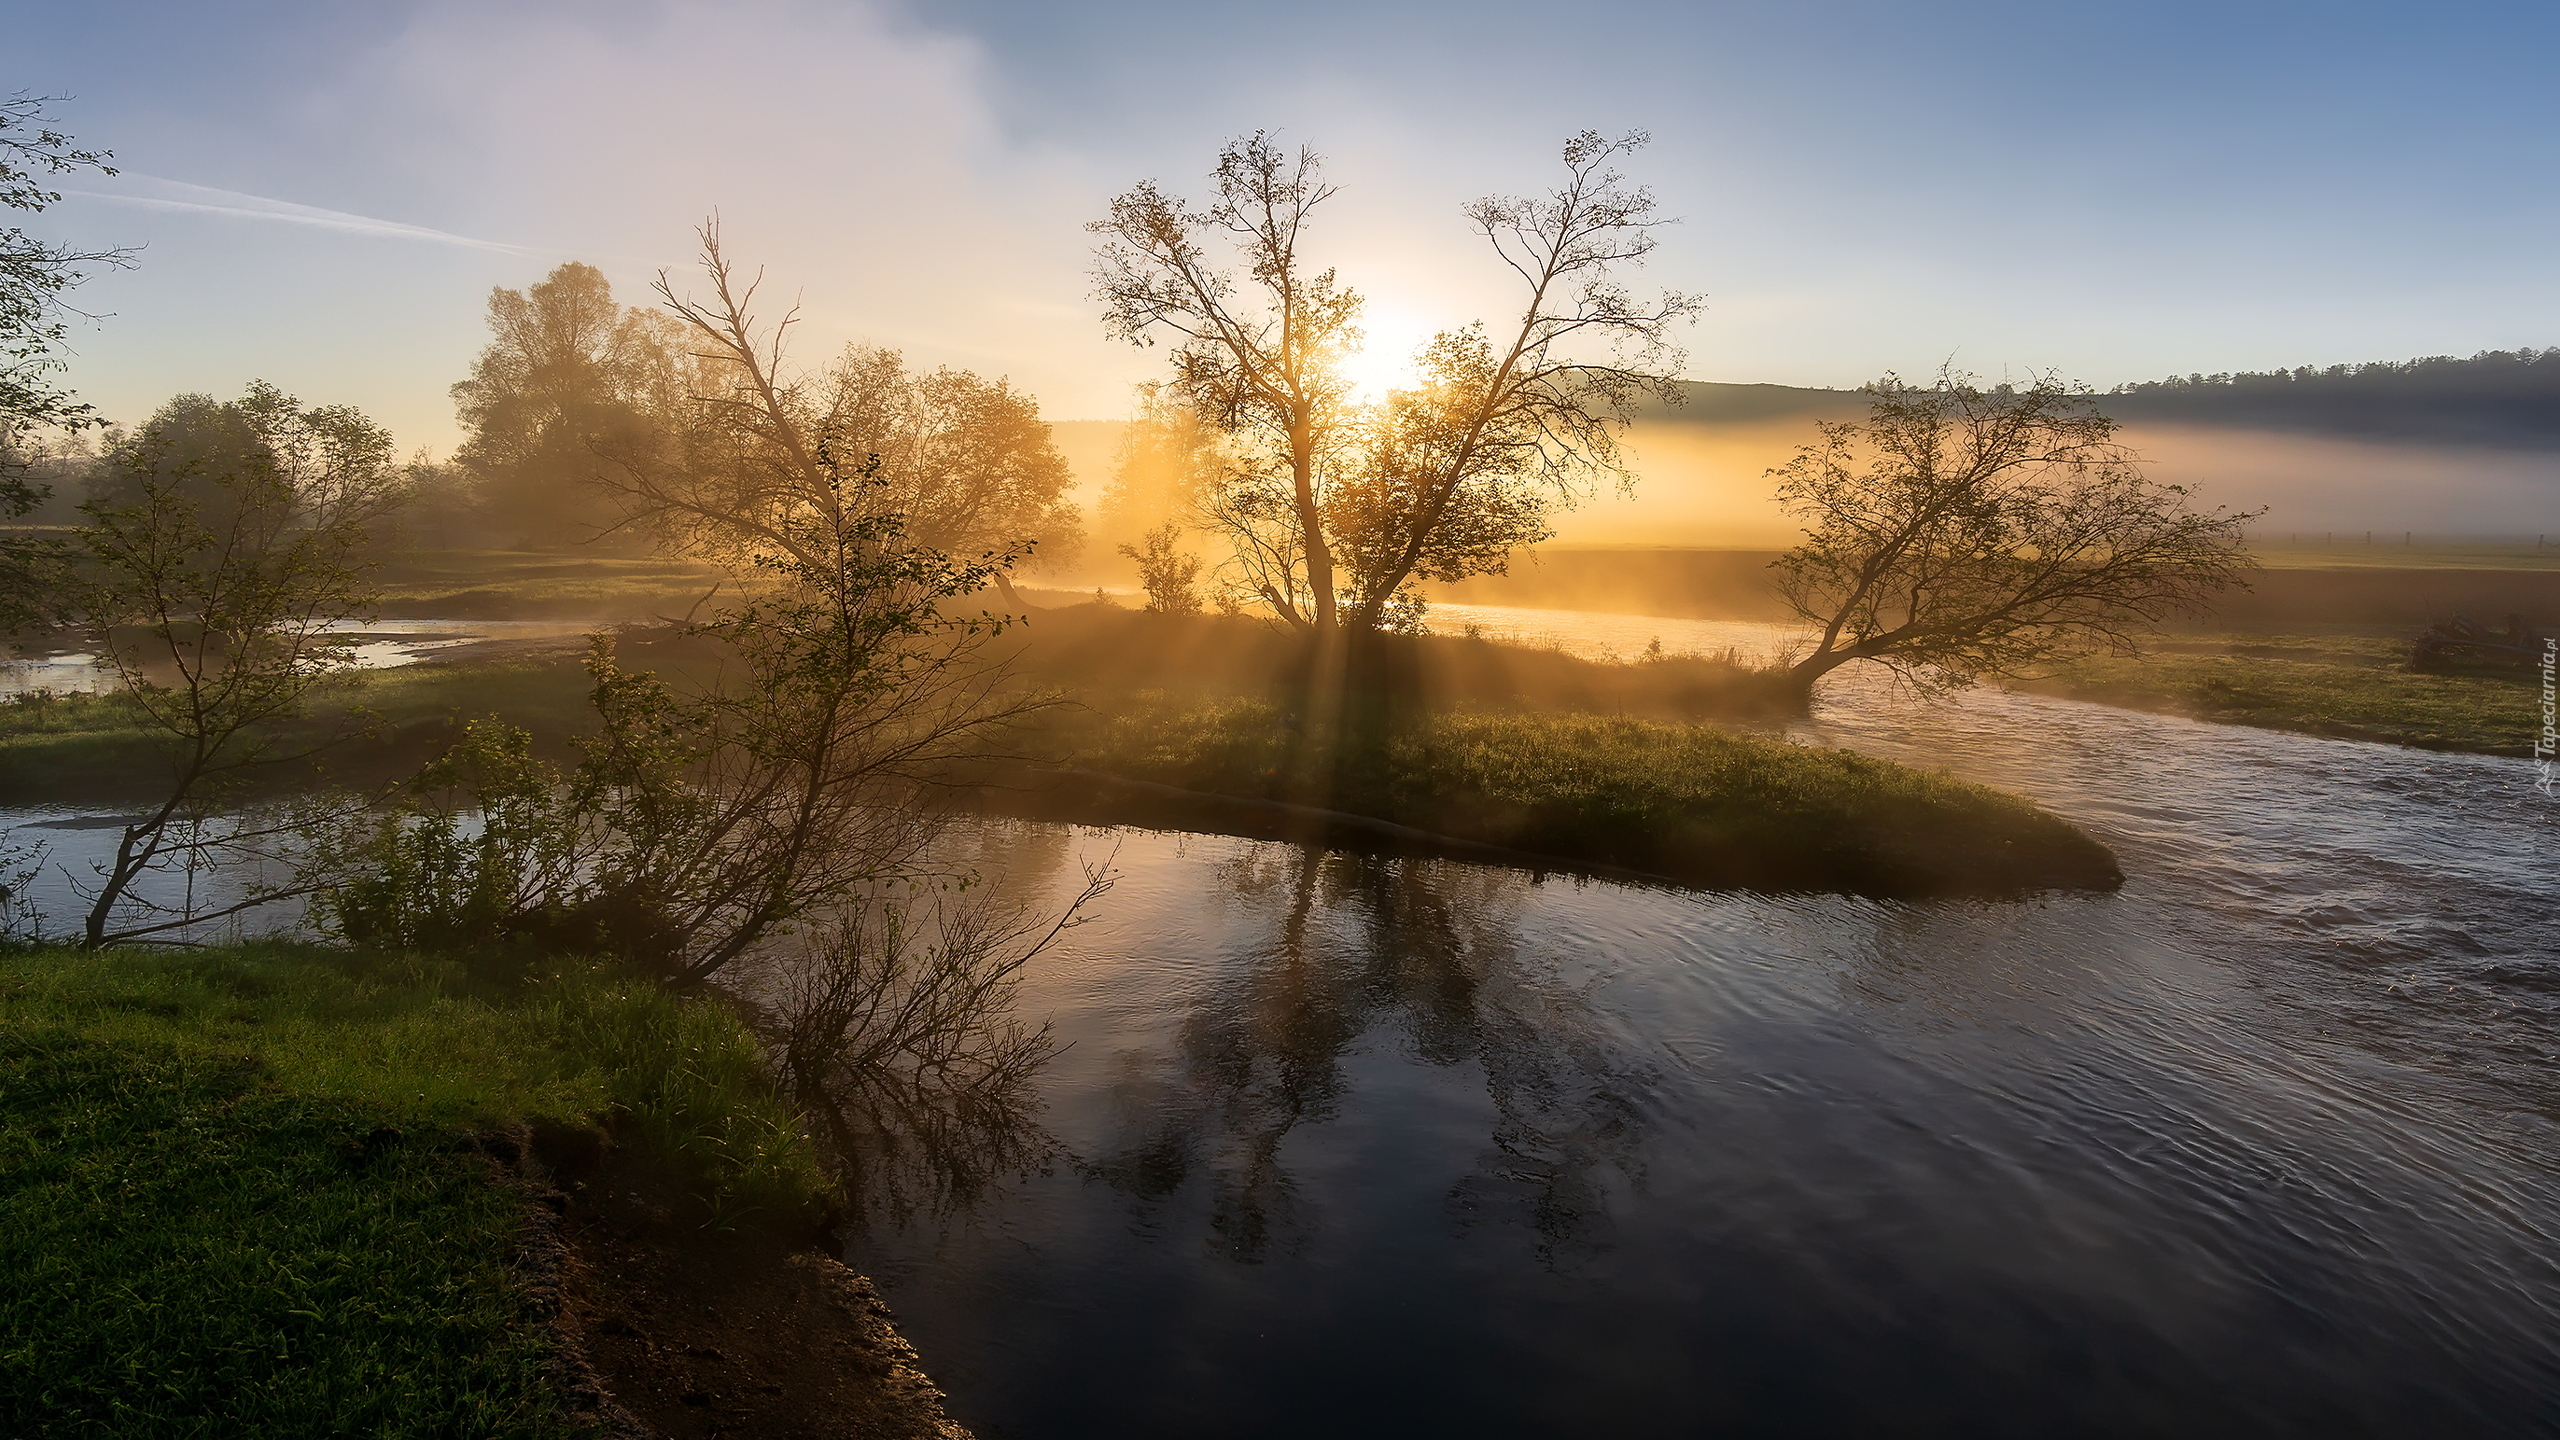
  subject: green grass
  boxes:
[2020,632,2542,755]
[0,656,597,803]
[1063,696,2120,893]
[374,549,724,619]
[0,943,829,1437]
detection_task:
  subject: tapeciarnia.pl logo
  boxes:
[2537,637,2556,797]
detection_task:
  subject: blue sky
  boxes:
[12,0,2558,452]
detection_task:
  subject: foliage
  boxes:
[60,382,402,947]
[585,225,1077,599]
[316,453,1044,986]
[1096,380,1221,560]
[0,941,831,1437]
[2107,346,2560,448]
[1119,520,1203,614]
[1771,369,2259,705]
[1065,696,2116,894]
[1091,130,1697,636]
[1,94,131,635]
[448,260,682,549]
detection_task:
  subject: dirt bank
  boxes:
[527,1129,974,1440]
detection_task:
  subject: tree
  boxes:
[324,232,1052,987]
[64,382,400,947]
[805,345,1081,583]
[1091,131,1698,638]
[449,260,682,550]
[592,226,1077,607]
[1091,135,1361,632]
[2,94,132,634]
[1094,381,1221,567]
[1118,522,1203,614]
[1769,370,2259,709]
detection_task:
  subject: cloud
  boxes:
[60,175,536,255]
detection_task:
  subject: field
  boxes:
[2016,630,2546,756]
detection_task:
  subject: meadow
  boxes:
[0,942,825,1438]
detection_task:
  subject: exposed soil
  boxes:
[518,1130,972,1440]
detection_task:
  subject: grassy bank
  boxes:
[1037,695,2120,895]
[0,942,825,1437]
[2016,632,2543,756]
[373,549,723,620]
[0,654,596,804]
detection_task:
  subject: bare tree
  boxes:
[766,865,1110,1223]
[1331,132,1699,631]
[596,225,1076,608]
[1091,131,1698,638]
[1091,135,1362,632]
[321,233,1054,987]
[65,382,400,947]
[1770,370,2260,708]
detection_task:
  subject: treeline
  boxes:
[2104,348,2560,449]
[6,261,1088,570]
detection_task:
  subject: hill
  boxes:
[2103,349,2560,450]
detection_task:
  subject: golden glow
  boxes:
[1339,307,1436,402]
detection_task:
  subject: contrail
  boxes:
[59,175,535,255]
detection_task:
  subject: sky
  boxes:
[12,0,2560,456]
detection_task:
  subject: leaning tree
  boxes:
[1770,369,2259,709]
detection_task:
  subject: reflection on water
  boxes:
[1081,848,1644,1270]
[7,601,2556,1434]
[845,605,2560,1439]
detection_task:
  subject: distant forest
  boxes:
[1633,351,2560,451]
[2104,348,2560,450]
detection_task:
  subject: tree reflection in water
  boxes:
[742,820,1092,1235]
[1087,845,1651,1267]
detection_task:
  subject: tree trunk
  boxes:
[989,572,1036,613]
[1780,648,1858,715]
[1289,419,1337,635]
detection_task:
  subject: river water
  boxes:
[0,618,592,698]
[7,603,2554,1434]
[847,604,2560,1438]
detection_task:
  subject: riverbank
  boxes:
[1011,695,2121,895]
[0,943,969,1439]
[2010,631,2542,757]
[1,607,2118,895]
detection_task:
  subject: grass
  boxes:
[2018,631,2543,755]
[0,655,597,804]
[0,942,829,1437]
[1057,695,2121,894]
[373,548,724,619]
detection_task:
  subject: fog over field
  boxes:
[1057,371,2560,578]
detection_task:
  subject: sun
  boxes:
[1338,307,1436,403]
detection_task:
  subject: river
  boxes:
[7,603,2555,1435]
[850,603,2559,1438]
